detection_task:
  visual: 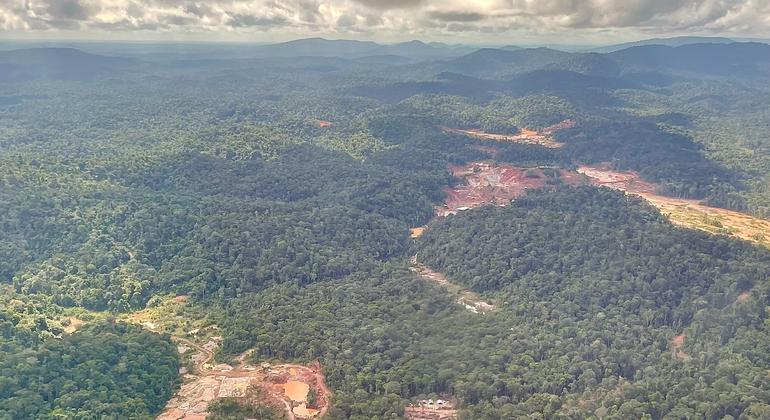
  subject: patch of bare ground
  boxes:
[441,126,565,148]
[671,334,690,361]
[410,255,495,314]
[62,316,85,334]
[158,335,331,420]
[405,404,458,419]
[124,295,330,420]
[406,398,459,420]
[578,164,770,249]
[438,162,583,216]
[410,227,426,238]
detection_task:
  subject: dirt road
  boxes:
[410,255,495,314]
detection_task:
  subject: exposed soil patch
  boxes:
[410,255,495,314]
[317,120,333,128]
[124,296,329,420]
[284,380,309,402]
[158,337,330,420]
[577,164,657,195]
[738,291,751,302]
[62,317,84,334]
[404,405,458,420]
[578,164,770,248]
[410,227,426,238]
[671,334,690,361]
[439,162,583,216]
[441,126,565,148]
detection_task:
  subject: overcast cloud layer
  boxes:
[1,0,768,43]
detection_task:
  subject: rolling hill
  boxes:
[0,48,131,82]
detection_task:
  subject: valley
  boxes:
[3,36,770,420]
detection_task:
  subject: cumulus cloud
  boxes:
[227,13,288,28]
[0,0,767,42]
[426,10,486,23]
[352,0,424,10]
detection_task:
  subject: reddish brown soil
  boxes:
[671,334,689,361]
[577,164,657,195]
[737,291,751,302]
[438,162,582,216]
[579,164,770,247]
[317,120,333,128]
[159,337,330,420]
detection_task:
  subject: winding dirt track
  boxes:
[172,337,212,374]
[410,255,495,314]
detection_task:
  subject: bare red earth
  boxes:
[671,334,689,361]
[577,164,657,195]
[438,162,582,216]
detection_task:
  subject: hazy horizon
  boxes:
[1,0,769,46]
[0,35,766,52]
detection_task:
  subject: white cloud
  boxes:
[0,0,768,43]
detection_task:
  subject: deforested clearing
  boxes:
[438,162,582,216]
[441,126,565,148]
[579,164,770,248]
[159,336,330,420]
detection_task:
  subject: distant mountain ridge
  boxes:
[608,42,770,77]
[0,48,131,82]
[443,47,572,77]
[436,41,770,80]
[591,36,736,53]
[348,41,770,102]
[254,38,475,58]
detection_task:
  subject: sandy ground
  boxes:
[442,127,565,148]
[578,164,770,248]
[62,317,85,334]
[410,227,426,238]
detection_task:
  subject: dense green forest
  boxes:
[0,313,179,419]
[1,40,770,418]
[210,187,770,419]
